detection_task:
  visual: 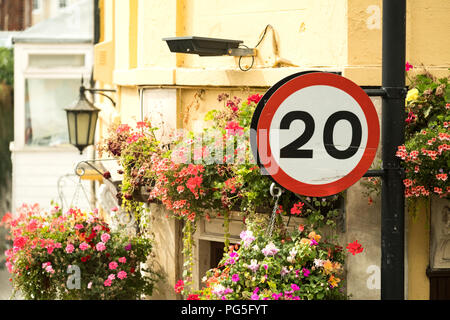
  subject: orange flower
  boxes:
[300,238,310,245]
[308,231,321,242]
[328,275,341,288]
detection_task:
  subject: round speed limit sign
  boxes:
[251,72,380,197]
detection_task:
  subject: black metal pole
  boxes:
[381,0,406,300]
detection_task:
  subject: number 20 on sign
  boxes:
[251,72,380,197]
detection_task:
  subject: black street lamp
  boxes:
[65,84,116,154]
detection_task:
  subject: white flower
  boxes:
[247,259,259,272]
[280,266,290,276]
[261,242,279,256]
[314,258,325,267]
[240,230,256,247]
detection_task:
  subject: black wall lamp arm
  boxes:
[81,85,117,107]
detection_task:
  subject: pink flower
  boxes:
[87,282,92,289]
[101,233,111,243]
[118,257,127,264]
[405,61,413,72]
[108,274,115,281]
[291,283,300,291]
[47,245,55,255]
[13,236,27,249]
[74,224,84,230]
[302,268,310,277]
[96,242,106,251]
[116,124,131,133]
[65,244,75,253]
[117,271,127,280]
[225,121,244,136]
[104,279,112,287]
[45,266,55,274]
[109,261,118,270]
[79,242,89,251]
[251,287,260,300]
[231,274,240,282]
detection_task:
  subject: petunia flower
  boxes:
[261,242,279,256]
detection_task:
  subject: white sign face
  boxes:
[253,72,379,197]
[269,85,369,185]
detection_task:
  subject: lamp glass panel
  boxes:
[75,112,91,146]
[88,112,98,145]
[67,111,77,145]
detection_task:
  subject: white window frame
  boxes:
[32,0,42,14]
[13,43,93,151]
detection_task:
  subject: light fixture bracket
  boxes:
[163,36,255,57]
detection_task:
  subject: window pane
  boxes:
[28,54,85,68]
[25,78,80,146]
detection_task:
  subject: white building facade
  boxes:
[11,0,95,212]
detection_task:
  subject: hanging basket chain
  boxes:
[266,183,283,238]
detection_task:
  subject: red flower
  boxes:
[174,279,184,293]
[346,240,364,255]
[186,175,203,193]
[290,202,304,215]
[187,294,200,300]
[1,212,12,225]
[247,94,263,105]
[130,267,135,273]
[136,121,149,129]
[103,171,111,179]
[13,236,27,249]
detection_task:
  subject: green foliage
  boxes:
[0,48,13,86]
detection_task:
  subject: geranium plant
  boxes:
[397,71,450,201]
[2,204,160,300]
[363,67,449,207]
[100,93,346,292]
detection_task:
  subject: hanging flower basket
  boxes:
[2,204,161,300]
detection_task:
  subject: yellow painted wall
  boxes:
[407,200,430,300]
[345,0,450,85]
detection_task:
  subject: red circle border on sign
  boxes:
[257,72,380,197]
